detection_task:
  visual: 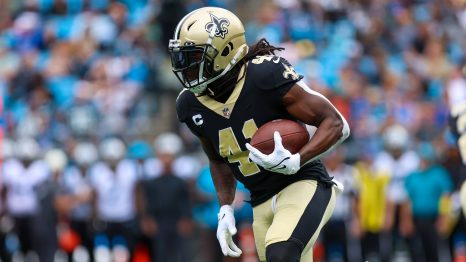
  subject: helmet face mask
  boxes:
[170,43,218,92]
[168,7,248,94]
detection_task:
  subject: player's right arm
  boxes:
[199,136,242,257]
[176,90,241,256]
[199,136,237,206]
[176,90,237,203]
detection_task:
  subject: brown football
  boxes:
[250,119,310,155]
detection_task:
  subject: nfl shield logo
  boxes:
[222,107,230,117]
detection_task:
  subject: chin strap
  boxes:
[207,61,247,100]
[190,44,249,95]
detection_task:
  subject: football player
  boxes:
[170,7,350,262]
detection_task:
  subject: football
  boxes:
[250,119,310,155]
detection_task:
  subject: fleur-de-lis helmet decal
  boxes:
[205,13,230,39]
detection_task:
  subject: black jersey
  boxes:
[176,55,333,206]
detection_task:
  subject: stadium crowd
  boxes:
[1,0,466,261]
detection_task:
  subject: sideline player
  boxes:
[170,7,350,262]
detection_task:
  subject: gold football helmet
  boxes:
[168,7,248,94]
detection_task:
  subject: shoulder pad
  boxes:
[176,89,193,123]
[248,55,303,90]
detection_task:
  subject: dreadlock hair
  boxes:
[241,38,285,64]
[203,38,284,102]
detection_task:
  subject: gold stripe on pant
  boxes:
[252,180,336,261]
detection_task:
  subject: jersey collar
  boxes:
[195,64,246,119]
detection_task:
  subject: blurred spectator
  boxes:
[56,142,98,259]
[1,138,14,162]
[373,124,420,261]
[89,138,138,260]
[0,138,15,261]
[171,151,203,261]
[10,12,44,53]
[128,140,154,179]
[405,142,453,262]
[353,157,390,262]
[2,137,50,260]
[127,140,154,259]
[172,153,202,222]
[138,133,192,262]
[0,39,20,81]
[321,147,358,262]
[39,148,68,261]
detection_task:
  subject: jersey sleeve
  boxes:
[176,89,190,123]
[248,55,303,98]
[176,89,202,138]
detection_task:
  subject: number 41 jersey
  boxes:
[176,55,333,206]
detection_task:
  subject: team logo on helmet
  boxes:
[205,13,230,39]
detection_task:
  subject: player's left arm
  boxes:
[283,80,350,165]
[246,60,350,176]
